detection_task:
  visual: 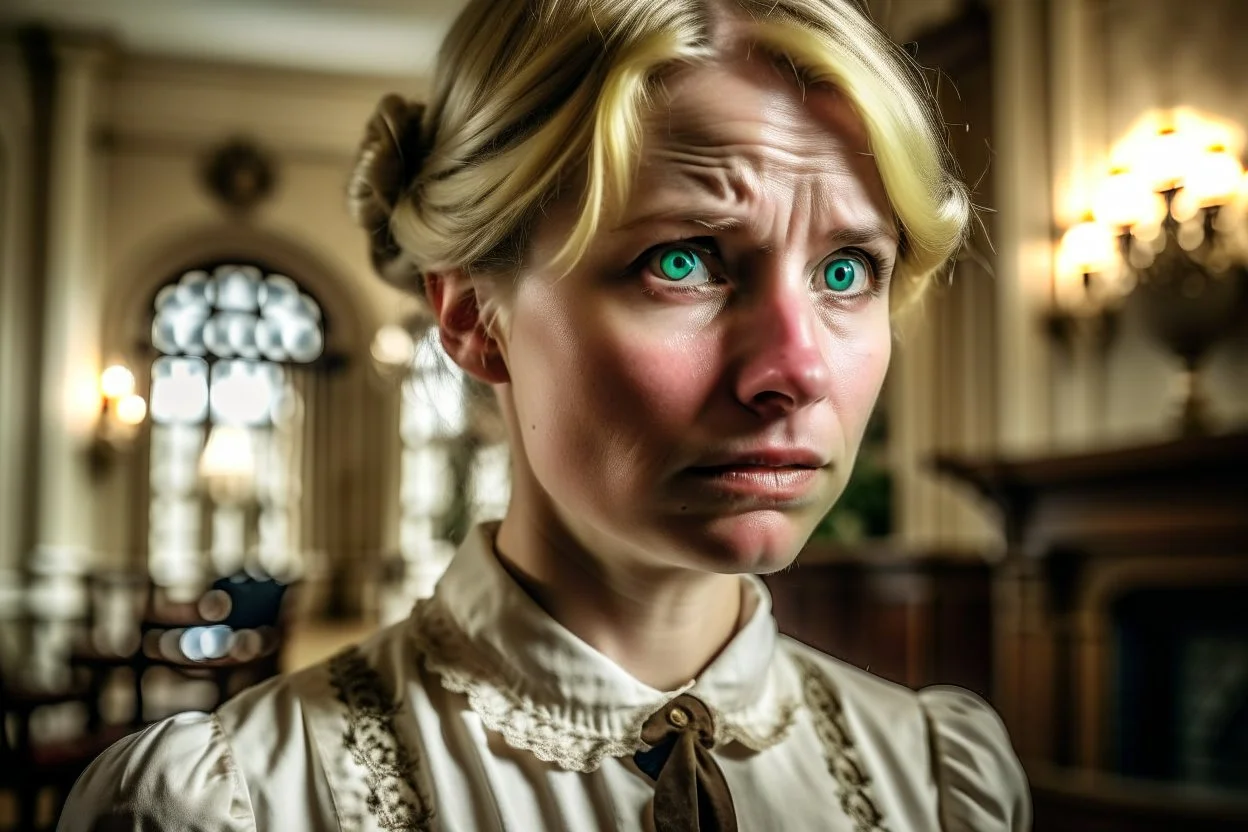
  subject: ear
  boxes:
[423,270,510,385]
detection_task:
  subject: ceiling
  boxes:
[0,0,472,77]
[0,0,967,77]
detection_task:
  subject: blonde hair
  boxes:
[348,0,969,311]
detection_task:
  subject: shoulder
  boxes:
[59,711,254,831]
[918,686,1032,831]
[61,620,420,832]
[779,638,1031,831]
[213,616,416,744]
[779,634,928,732]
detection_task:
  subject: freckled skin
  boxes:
[497,56,896,580]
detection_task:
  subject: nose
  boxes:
[732,270,834,419]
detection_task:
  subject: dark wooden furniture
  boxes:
[935,430,1248,831]
[70,574,294,726]
[764,545,993,696]
[0,665,134,832]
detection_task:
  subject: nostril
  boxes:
[746,389,799,419]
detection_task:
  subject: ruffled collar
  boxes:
[408,523,800,773]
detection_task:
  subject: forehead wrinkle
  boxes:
[619,158,895,257]
[616,60,895,247]
[634,143,850,230]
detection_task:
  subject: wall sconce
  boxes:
[1055,114,1248,436]
[89,364,148,474]
[1048,212,1124,354]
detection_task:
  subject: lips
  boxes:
[689,448,829,471]
[683,449,829,503]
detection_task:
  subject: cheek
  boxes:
[506,291,720,480]
[827,313,891,440]
[603,328,720,421]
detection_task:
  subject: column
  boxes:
[993,0,1055,453]
[889,313,941,549]
[29,36,106,684]
[0,36,36,586]
[1049,0,1110,449]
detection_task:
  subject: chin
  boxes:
[668,510,816,575]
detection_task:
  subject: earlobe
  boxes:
[423,271,511,385]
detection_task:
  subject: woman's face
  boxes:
[497,56,897,576]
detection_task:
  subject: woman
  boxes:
[62,0,1030,829]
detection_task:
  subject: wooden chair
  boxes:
[0,663,134,832]
[70,572,296,726]
[1,565,297,829]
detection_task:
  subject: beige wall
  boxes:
[98,55,418,348]
[0,33,37,576]
[868,0,966,41]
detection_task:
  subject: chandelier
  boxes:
[1055,110,1248,436]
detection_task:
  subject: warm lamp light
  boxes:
[1092,168,1156,230]
[100,364,136,399]
[199,424,257,504]
[1141,126,1198,192]
[116,394,148,426]
[1058,218,1116,278]
[1185,144,1244,208]
[90,362,148,474]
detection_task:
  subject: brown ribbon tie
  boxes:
[633,693,738,832]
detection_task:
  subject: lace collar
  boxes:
[408,523,801,773]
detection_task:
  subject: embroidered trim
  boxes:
[793,654,890,832]
[329,646,435,831]
[412,598,799,774]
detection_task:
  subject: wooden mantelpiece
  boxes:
[935,431,1248,560]
[935,431,1248,830]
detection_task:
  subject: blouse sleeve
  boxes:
[918,686,1032,832]
[58,711,255,832]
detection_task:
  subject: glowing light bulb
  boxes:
[116,394,148,426]
[100,365,136,399]
[1055,218,1117,312]
[1093,167,1156,230]
[1184,144,1244,208]
[1141,126,1199,192]
[1058,218,1115,275]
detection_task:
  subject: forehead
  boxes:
[628,56,893,233]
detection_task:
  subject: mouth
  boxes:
[692,447,829,469]
[683,456,828,503]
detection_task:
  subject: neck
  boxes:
[494,505,747,691]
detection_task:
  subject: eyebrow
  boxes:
[612,209,898,250]
[612,211,744,234]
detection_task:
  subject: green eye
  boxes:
[657,248,701,281]
[823,256,868,293]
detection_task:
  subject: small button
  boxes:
[668,706,690,728]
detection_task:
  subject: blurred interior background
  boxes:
[0,0,1245,829]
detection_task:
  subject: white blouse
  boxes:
[60,524,1031,831]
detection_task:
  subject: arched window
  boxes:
[147,264,324,592]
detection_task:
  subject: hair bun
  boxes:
[348,94,428,289]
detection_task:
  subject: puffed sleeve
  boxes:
[58,711,255,832]
[919,686,1032,832]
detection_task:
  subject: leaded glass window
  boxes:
[147,264,323,593]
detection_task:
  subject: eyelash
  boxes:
[633,239,891,299]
